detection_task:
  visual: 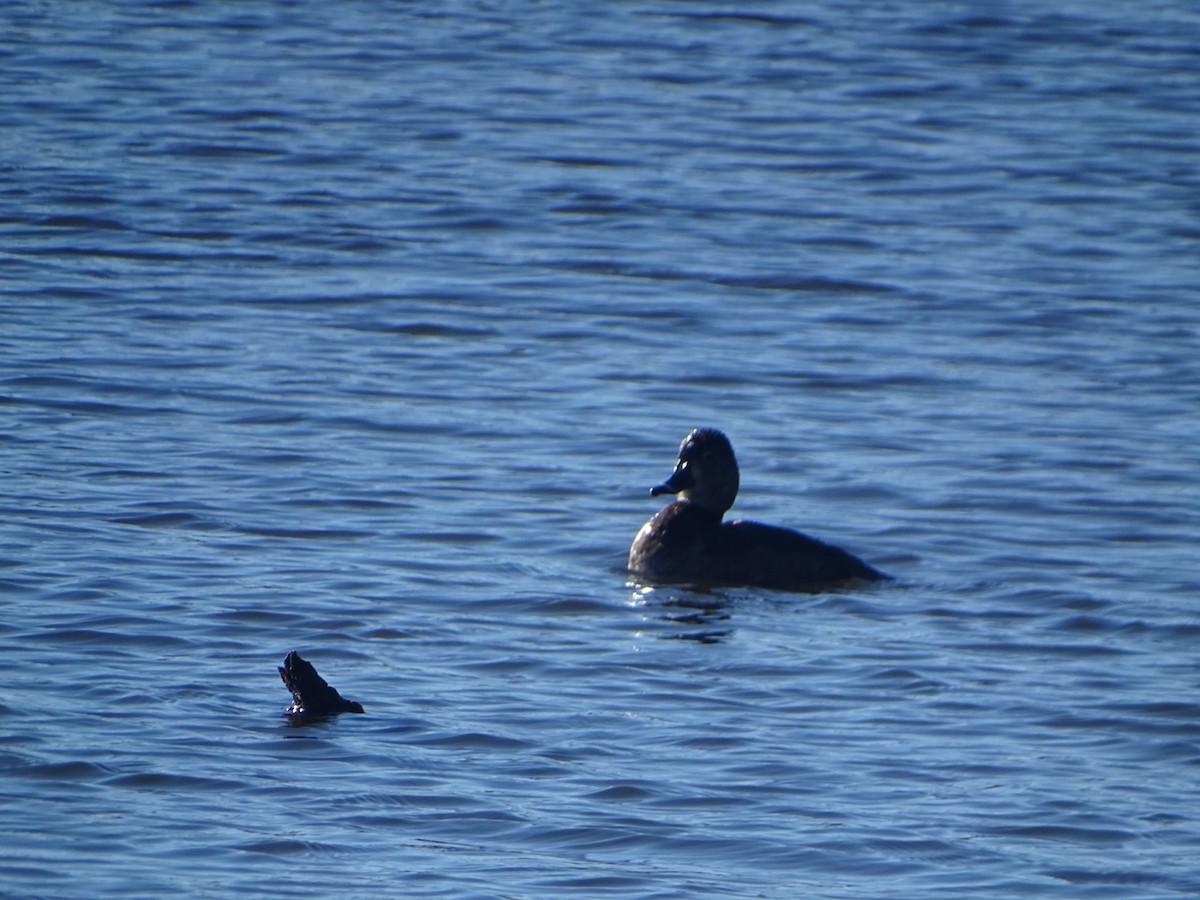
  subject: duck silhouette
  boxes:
[278,650,364,718]
[629,428,886,591]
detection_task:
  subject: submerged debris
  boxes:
[278,650,364,720]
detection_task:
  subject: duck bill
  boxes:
[650,461,693,497]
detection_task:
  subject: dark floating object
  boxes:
[629,427,888,592]
[278,650,364,718]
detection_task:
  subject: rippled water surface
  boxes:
[3,1,1199,897]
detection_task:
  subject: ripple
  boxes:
[113,512,215,529]
[18,761,112,781]
[988,825,1134,847]
[105,772,247,792]
[236,839,337,855]
[412,732,533,752]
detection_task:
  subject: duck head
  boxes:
[651,427,740,513]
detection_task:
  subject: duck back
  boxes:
[629,501,884,591]
[712,519,885,590]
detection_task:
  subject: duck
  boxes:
[628,428,887,591]
[278,650,364,718]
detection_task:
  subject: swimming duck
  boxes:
[628,428,886,591]
[278,650,364,718]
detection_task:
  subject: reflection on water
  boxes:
[629,584,734,644]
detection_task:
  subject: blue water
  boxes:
[3,1,1199,897]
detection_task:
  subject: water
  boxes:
[3,1,1199,896]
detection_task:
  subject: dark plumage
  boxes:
[629,428,886,591]
[278,650,364,718]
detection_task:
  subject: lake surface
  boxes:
[3,1,1199,897]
